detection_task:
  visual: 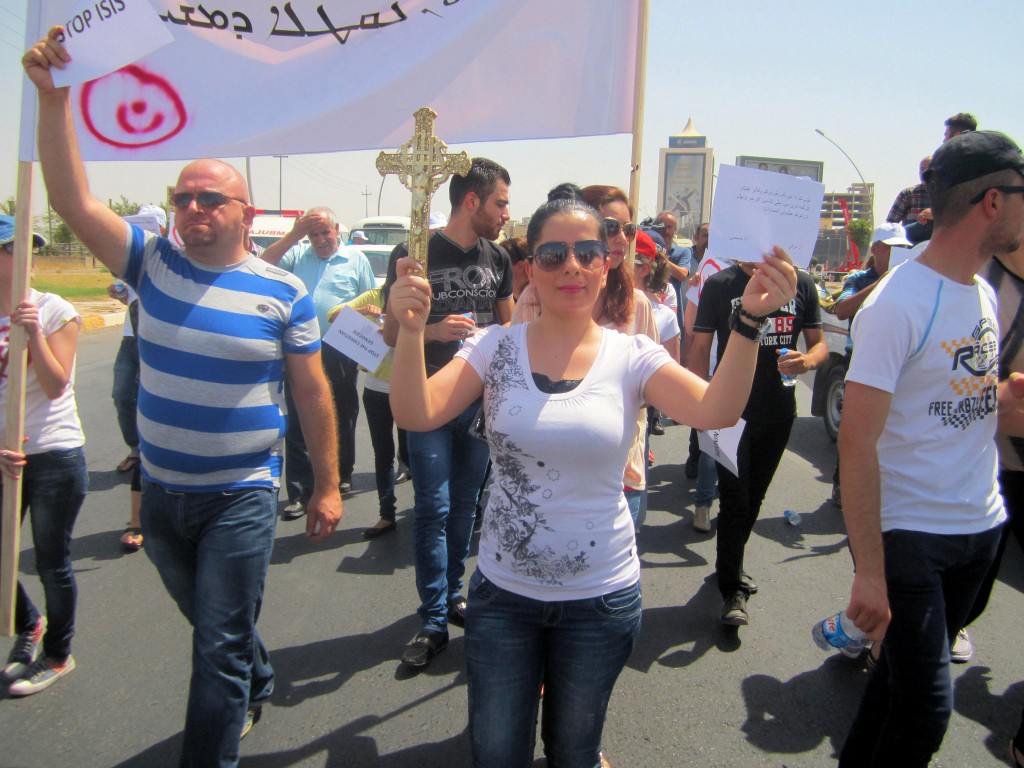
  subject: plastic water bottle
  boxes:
[812,610,869,658]
[779,348,797,387]
[783,509,801,525]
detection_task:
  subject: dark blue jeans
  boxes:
[4,447,87,662]
[111,335,140,449]
[465,571,642,768]
[141,483,277,768]
[361,387,408,522]
[839,526,1002,767]
[408,401,490,632]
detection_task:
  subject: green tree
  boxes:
[1,197,15,216]
[109,196,141,217]
[848,219,872,253]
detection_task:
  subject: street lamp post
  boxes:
[815,128,873,229]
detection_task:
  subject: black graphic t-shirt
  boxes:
[694,264,821,424]
[385,231,513,375]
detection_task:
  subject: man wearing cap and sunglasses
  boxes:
[23,27,342,767]
[838,130,1024,767]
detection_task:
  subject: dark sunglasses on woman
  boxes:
[531,240,609,271]
[602,218,637,240]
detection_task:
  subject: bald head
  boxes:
[177,159,250,202]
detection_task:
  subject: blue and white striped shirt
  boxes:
[122,225,320,491]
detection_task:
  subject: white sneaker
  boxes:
[2,617,45,682]
[951,628,973,663]
[8,655,75,696]
[693,505,712,533]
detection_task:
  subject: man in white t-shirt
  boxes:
[838,130,1024,766]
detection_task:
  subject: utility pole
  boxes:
[362,186,372,218]
[272,155,288,210]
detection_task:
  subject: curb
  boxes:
[81,311,125,333]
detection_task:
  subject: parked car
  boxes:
[810,305,850,442]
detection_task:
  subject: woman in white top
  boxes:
[389,198,796,766]
[0,226,87,698]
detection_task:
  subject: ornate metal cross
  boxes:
[376,107,471,273]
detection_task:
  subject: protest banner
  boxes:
[20,0,642,162]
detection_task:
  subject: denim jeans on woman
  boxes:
[141,483,277,768]
[407,401,490,632]
[466,570,642,768]
[4,447,87,662]
[838,526,1001,767]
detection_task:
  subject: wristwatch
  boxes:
[729,304,770,342]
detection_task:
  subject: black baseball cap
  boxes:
[924,130,1024,190]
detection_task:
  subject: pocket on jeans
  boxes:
[468,569,501,604]
[594,582,642,619]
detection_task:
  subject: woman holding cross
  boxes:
[389,197,796,766]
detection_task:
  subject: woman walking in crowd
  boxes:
[0,217,87,696]
[513,185,657,527]
[389,197,797,766]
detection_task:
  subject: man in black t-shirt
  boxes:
[382,157,513,667]
[691,262,826,627]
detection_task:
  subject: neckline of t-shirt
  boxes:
[520,323,608,400]
[181,250,255,274]
[435,230,482,254]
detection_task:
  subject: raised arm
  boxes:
[388,257,484,431]
[23,27,129,275]
[259,211,327,266]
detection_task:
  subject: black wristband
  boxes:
[737,306,769,325]
[729,304,768,342]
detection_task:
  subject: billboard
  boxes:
[658,148,714,240]
[736,156,824,182]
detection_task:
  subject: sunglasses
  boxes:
[602,218,637,240]
[531,240,609,271]
[171,191,249,210]
[969,185,1024,205]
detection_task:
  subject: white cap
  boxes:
[871,222,912,247]
[350,230,367,240]
[429,211,448,229]
[138,203,167,229]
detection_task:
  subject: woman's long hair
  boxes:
[581,185,634,327]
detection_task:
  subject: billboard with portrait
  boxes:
[736,156,824,182]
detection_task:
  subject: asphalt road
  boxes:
[1,327,1021,767]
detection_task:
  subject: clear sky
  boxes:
[1,0,1021,231]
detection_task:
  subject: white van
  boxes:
[352,216,411,286]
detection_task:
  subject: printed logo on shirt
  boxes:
[928,317,999,430]
[730,296,796,347]
[430,265,501,312]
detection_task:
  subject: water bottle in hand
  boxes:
[812,610,869,658]
[779,348,797,387]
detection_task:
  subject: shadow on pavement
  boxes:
[740,654,867,758]
[954,665,1024,764]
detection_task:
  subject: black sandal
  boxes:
[120,527,144,552]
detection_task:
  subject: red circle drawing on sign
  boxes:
[80,66,187,149]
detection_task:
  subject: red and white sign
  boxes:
[20,0,640,161]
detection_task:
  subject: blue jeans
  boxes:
[693,450,718,506]
[141,483,277,768]
[408,401,490,632]
[112,335,140,449]
[839,526,1002,767]
[465,570,642,768]
[4,447,87,662]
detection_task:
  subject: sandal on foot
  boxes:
[120,527,144,551]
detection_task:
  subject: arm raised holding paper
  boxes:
[23,27,130,275]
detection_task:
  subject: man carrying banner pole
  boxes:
[23,26,342,767]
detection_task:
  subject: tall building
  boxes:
[820,182,874,231]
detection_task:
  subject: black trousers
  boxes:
[715,418,794,598]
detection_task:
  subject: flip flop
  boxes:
[120,527,144,552]
[116,454,140,473]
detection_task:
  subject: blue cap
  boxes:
[0,215,48,248]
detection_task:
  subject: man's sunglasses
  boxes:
[531,240,609,271]
[171,191,249,210]
[969,185,1024,205]
[602,218,637,240]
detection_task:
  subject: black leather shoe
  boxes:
[447,596,467,628]
[362,520,397,539]
[339,477,353,493]
[282,501,306,521]
[401,630,448,667]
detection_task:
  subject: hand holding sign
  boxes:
[41,0,174,89]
